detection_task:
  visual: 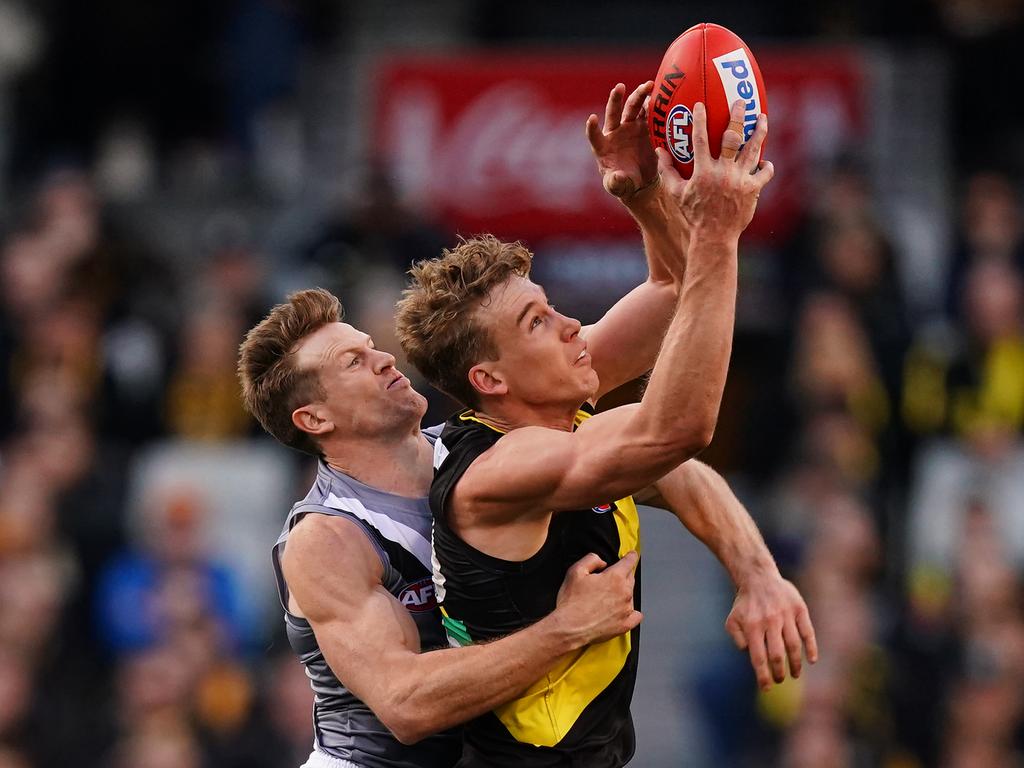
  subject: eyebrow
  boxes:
[328,334,373,360]
[516,300,541,327]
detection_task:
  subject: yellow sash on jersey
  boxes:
[493,493,640,746]
[461,407,643,747]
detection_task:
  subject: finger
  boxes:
[606,550,640,574]
[796,608,818,664]
[586,114,603,152]
[604,83,625,132]
[765,623,787,684]
[753,160,775,190]
[604,170,636,199]
[746,629,772,691]
[624,610,643,631]
[572,552,607,575]
[655,146,682,183]
[782,619,803,679]
[691,102,711,167]
[622,81,654,123]
[725,616,748,650]
[737,113,767,173]
[655,146,674,175]
[719,99,745,162]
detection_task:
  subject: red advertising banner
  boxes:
[372,49,864,243]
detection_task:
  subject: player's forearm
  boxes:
[584,279,676,400]
[631,228,737,454]
[384,613,582,743]
[666,461,778,588]
[626,183,688,285]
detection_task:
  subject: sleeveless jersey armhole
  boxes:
[272,503,391,619]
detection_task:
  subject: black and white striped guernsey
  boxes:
[272,426,461,768]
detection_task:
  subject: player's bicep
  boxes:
[459,405,669,516]
[280,517,419,706]
[455,427,578,515]
[307,586,421,709]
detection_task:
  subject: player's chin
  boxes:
[407,388,429,413]
[577,369,600,401]
[390,385,428,413]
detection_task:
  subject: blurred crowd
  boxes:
[0,1,1023,767]
[684,164,1024,768]
[0,169,323,768]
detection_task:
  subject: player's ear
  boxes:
[292,404,335,436]
[468,363,508,399]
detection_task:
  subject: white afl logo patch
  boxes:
[666,104,694,164]
[399,578,437,613]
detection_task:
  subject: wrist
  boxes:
[731,552,781,591]
[630,188,689,245]
[689,223,739,246]
[686,228,738,265]
[539,609,587,654]
[622,178,664,216]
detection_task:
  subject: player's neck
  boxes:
[322,429,434,498]
[472,397,582,433]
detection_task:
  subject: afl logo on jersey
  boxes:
[592,502,617,514]
[399,578,437,613]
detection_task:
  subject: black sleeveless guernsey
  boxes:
[429,404,642,768]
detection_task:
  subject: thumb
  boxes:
[725,615,748,650]
[604,170,636,199]
[654,147,684,187]
[655,146,674,176]
[607,550,640,574]
[572,552,608,575]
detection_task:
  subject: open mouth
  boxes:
[574,348,589,365]
[387,375,406,390]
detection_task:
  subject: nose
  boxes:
[559,312,582,342]
[372,348,397,375]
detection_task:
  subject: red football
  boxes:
[648,23,768,178]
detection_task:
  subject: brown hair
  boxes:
[395,235,533,407]
[237,288,341,456]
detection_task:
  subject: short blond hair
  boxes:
[237,288,341,456]
[396,235,533,407]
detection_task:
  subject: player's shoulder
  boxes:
[436,410,504,460]
[284,513,382,579]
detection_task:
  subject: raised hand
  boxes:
[668,98,773,240]
[587,81,659,203]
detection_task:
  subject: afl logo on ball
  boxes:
[399,578,437,613]
[666,105,694,164]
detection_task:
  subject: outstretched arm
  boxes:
[455,101,773,523]
[636,460,818,690]
[582,81,693,400]
[281,513,641,744]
